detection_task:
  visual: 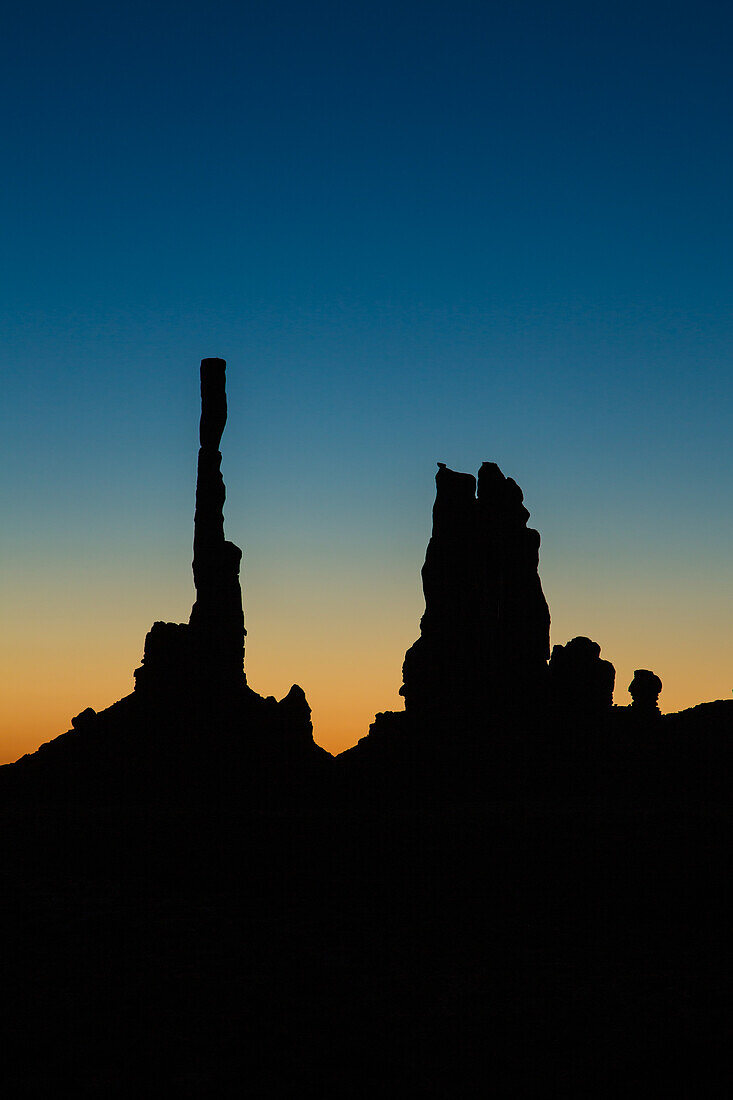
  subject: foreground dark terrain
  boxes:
[2,360,729,1092]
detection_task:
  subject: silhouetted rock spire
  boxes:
[135,358,245,692]
[400,461,550,719]
[189,358,246,682]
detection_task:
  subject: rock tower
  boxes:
[400,461,551,719]
[135,358,245,692]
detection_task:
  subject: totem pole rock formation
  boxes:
[547,636,616,714]
[135,358,246,693]
[0,356,325,801]
[189,358,246,682]
[400,461,551,719]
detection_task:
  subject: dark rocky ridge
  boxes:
[1,357,730,1093]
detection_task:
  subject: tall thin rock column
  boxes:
[134,358,246,693]
[188,358,246,683]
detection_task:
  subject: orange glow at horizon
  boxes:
[2,610,731,767]
[2,534,731,767]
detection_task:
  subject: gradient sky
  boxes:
[2,1,733,762]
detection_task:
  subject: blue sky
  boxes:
[2,1,733,757]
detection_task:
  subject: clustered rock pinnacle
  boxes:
[400,461,551,718]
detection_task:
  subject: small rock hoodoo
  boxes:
[628,669,663,716]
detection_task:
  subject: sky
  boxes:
[2,0,733,762]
